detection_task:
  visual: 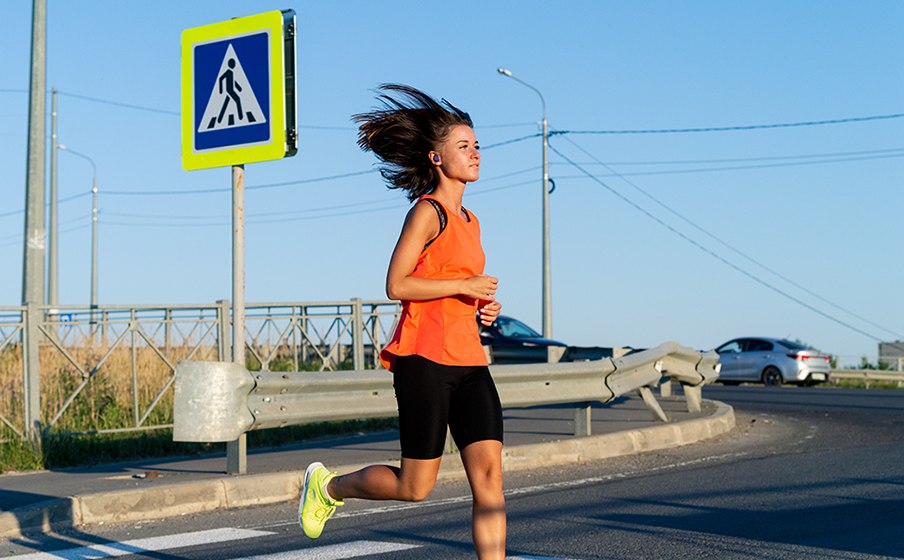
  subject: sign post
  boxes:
[182,10,296,474]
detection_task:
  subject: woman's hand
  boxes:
[478,300,502,326]
[461,274,498,302]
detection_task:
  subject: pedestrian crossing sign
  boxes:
[181,10,296,171]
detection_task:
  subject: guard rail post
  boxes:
[548,346,592,436]
[574,401,592,436]
[637,386,669,422]
[164,308,172,355]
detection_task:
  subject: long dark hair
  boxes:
[353,84,473,202]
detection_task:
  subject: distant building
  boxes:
[879,341,904,358]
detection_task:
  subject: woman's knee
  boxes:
[399,479,434,502]
[397,458,440,501]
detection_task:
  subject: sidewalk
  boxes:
[0,393,735,538]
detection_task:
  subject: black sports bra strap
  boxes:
[423,198,447,250]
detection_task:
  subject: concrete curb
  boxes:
[0,400,735,538]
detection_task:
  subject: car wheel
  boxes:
[762,366,783,386]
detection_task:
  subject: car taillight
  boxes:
[787,353,829,362]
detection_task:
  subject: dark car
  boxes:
[714,337,831,386]
[478,315,567,364]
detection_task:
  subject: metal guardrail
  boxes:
[829,369,904,388]
[834,355,904,372]
[173,341,721,443]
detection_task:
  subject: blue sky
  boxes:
[1,1,902,359]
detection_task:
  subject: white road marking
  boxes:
[334,452,748,520]
[5,528,272,560]
[507,556,580,560]
[242,541,420,559]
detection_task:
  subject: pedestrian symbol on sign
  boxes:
[197,43,266,133]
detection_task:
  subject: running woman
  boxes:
[300,84,506,559]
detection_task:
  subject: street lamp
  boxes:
[58,145,98,330]
[497,67,552,339]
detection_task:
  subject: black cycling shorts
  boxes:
[393,354,504,460]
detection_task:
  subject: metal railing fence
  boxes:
[834,355,904,372]
[0,299,401,445]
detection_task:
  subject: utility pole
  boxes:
[22,0,47,451]
[22,0,47,307]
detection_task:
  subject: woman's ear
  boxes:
[429,152,441,165]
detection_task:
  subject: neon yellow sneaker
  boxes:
[299,462,344,538]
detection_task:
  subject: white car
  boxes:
[715,337,831,386]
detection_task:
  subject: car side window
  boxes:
[497,317,539,338]
[717,341,743,354]
[749,340,773,352]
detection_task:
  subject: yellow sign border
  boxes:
[181,11,286,171]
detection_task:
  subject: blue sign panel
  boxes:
[182,10,294,170]
[193,31,271,152]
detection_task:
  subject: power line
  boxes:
[102,169,379,196]
[56,90,179,116]
[550,113,904,136]
[0,191,92,220]
[99,178,539,226]
[481,133,541,150]
[0,223,89,249]
[557,147,904,166]
[559,135,904,340]
[545,151,904,180]
[5,88,901,136]
[547,141,890,344]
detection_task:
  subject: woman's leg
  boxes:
[328,456,441,502]
[461,439,506,560]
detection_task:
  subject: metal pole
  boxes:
[91,173,98,340]
[497,68,552,338]
[49,88,58,312]
[22,0,47,309]
[227,164,247,475]
[541,114,551,339]
[57,145,97,338]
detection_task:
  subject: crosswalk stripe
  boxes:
[5,528,272,560]
[506,556,581,560]
[243,540,421,559]
[3,528,579,560]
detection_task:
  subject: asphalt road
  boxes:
[2,386,902,559]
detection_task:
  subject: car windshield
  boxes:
[780,340,809,351]
[716,341,744,354]
[495,317,541,338]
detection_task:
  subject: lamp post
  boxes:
[497,68,552,339]
[58,145,98,331]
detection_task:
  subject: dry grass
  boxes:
[1,337,218,438]
[0,336,388,472]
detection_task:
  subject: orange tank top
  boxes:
[380,195,488,371]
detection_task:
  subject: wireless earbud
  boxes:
[433,155,440,162]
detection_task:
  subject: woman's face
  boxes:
[436,125,480,184]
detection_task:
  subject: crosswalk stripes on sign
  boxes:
[197,43,267,133]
